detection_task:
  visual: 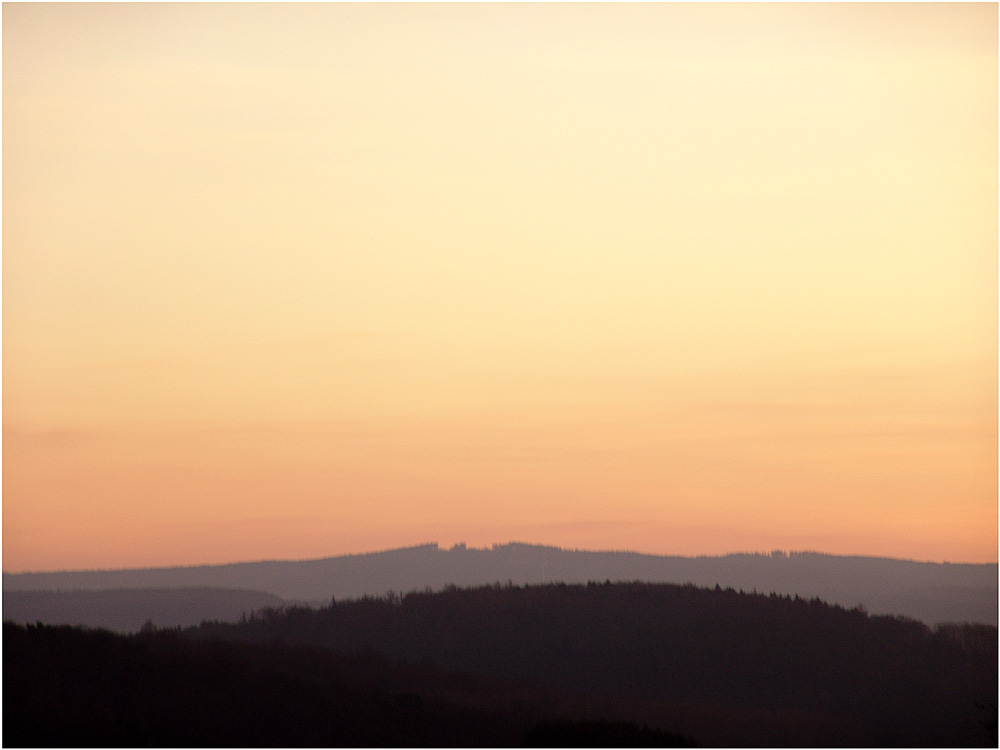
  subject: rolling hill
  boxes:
[5,581,996,747]
[4,543,996,630]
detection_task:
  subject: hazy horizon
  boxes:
[4,3,997,572]
[4,539,996,577]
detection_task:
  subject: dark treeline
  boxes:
[3,620,696,748]
[3,587,286,632]
[5,581,997,747]
[7,544,996,626]
[192,581,997,747]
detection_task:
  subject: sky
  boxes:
[3,3,997,572]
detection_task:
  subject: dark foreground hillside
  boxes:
[194,581,997,747]
[5,582,997,747]
[3,621,696,748]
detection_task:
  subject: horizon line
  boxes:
[4,541,997,577]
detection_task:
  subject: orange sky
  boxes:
[4,3,997,572]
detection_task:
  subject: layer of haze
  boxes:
[4,4,997,571]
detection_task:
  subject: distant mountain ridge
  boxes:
[4,542,997,627]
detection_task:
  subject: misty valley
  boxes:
[3,545,997,747]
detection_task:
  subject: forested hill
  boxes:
[5,581,996,746]
[5,543,996,626]
[5,620,697,748]
[190,581,998,747]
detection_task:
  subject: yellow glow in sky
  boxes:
[3,3,997,571]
